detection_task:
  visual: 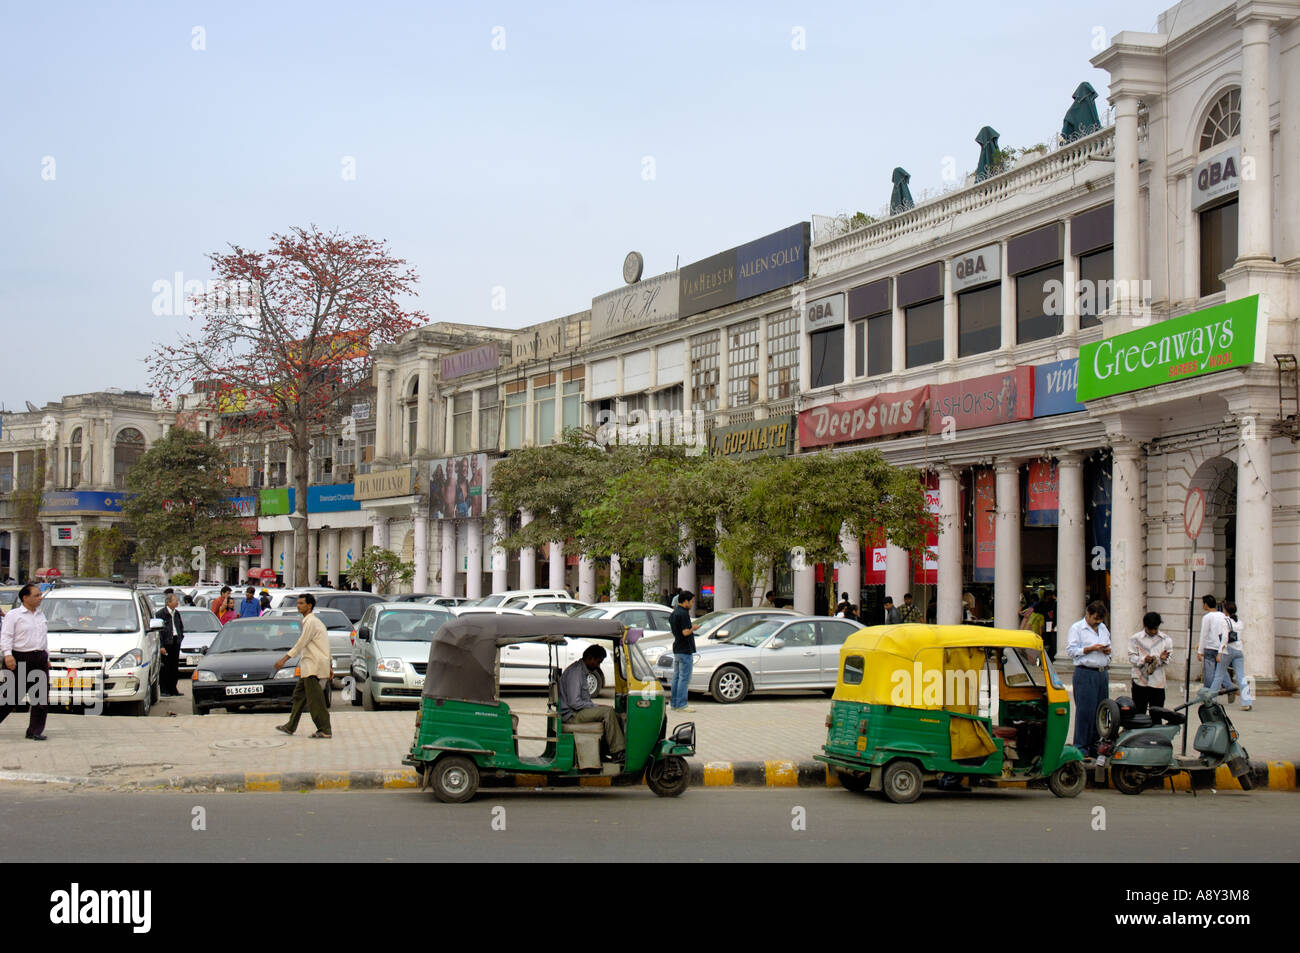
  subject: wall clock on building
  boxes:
[623,251,644,284]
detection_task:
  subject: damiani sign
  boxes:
[1076,295,1262,401]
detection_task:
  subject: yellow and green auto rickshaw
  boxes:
[814,625,1085,803]
[403,615,695,802]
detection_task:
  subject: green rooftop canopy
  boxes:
[890,167,915,214]
[975,126,1001,181]
[1062,82,1102,140]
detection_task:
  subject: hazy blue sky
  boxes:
[1,0,1170,409]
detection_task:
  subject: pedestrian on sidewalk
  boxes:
[238,586,260,618]
[274,593,332,738]
[156,592,185,697]
[1066,600,1111,757]
[1127,611,1172,715]
[0,584,51,740]
[669,590,697,713]
[882,596,901,625]
[1209,601,1253,711]
[1196,594,1228,687]
[899,592,922,624]
[211,586,233,620]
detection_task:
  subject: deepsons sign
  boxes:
[1076,295,1262,401]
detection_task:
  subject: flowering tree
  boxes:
[149,226,425,585]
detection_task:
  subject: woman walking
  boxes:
[1209,601,1253,711]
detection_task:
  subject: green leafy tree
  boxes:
[345,546,414,593]
[81,526,129,577]
[121,427,248,577]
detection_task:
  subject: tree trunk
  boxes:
[292,419,310,588]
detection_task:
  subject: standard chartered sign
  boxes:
[1076,295,1261,401]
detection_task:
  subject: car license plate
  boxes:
[53,677,95,689]
[414,676,424,687]
[225,684,264,696]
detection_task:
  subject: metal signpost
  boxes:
[1182,488,1206,755]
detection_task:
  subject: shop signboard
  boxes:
[260,487,293,516]
[709,416,795,459]
[950,243,1000,293]
[914,473,940,585]
[1192,145,1240,212]
[973,469,997,583]
[355,467,416,501]
[591,271,680,343]
[1034,359,1085,417]
[927,367,1033,434]
[804,293,844,332]
[679,223,809,319]
[1076,295,1261,401]
[798,386,928,448]
[1025,460,1060,526]
[40,491,125,515]
[441,344,499,381]
[307,483,359,513]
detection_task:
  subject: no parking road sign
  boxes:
[1183,488,1206,540]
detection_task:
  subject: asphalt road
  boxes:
[0,785,1292,862]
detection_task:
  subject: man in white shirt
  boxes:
[0,584,51,740]
[1196,594,1228,686]
[1065,600,1111,756]
[1128,611,1173,715]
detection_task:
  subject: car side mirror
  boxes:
[200,645,208,655]
[769,638,785,650]
[711,629,728,640]
[148,619,164,631]
[358,626,371,642]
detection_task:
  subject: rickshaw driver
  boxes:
[558,645,626,761]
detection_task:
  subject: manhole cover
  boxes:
[211,738,287,750]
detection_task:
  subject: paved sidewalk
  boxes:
[0,682,1293,791]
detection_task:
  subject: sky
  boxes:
[1,0,1172,410]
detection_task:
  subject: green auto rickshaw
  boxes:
[403,615,695,802]
[814,624,1086,803]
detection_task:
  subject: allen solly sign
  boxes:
[1076,295,1262,401]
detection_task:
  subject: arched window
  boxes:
[68,427,83,488]
[113,428,146,489]
[1200,88,1241,151]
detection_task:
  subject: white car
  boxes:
[501,596,590,616]
[473,588,570,608]
[350,603,456,709]
[41,586,162,716]
[448,606,614,694]
[571,602,674,638]
[177,606,223,669]
[260,607,358,680]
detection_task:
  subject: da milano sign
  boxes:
[1077,295,1263,401]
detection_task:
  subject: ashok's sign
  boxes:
[709,416,795,459]
[927,367,1034,433]
[798,386,928,448]
[1077,295,1262,401]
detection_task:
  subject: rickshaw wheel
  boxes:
[836,770,870,793]
[430,755,480,803]
[1111,765,1150,795]
[647,755,690,797]
[1047,761,1086,798]
[882,761,923,804]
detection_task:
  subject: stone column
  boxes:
[548,539,566,590]
[942,260,957,363]
[643,555,660,602]
[834,524,861,607]
[519,510,536,589]
[999,238,1014,351]
[439,519,456,597]
[794,562,815,615]
[1109,441,1146,645]
[8,530,20,581]
[1144,97,1169,309]
[465,518,482,599]
[1237,417,1275,681]
[491,516,508,593]
[238,555,250,583]
[371,514,389,551]
[347,528,365,579]
[676,526,696,595]
[1056,453,1086,635]
[1236,14,1274,264]
[42,529,53,571]
[375,368,391,460]
[578,554,596,603]
[412,507,428,593]
[937,466,962,625]
[260,535,272,571]
[326,530,341,588]
[307,531,318,587]
[1111,93,1141,318]
[885,543,911,606]
[713,517,735,611]
[1280,21,1300,264]
[415,360,431,456]
[994,460,1023,630]
[98,419,113,486]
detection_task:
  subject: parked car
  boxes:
[501,596,590,616]
[177,606,223,669]
[310,591,385,624]
[473,588,569,608]
[264,587,336,611]
[637,607,798,664]
[260,607,356,680]
[652,615,863,703]
[350,603,456,709]
[41,586,162,716]
[191,616,332,715]
[571,602,674,639]
[416,596,477,608]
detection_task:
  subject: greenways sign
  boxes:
[1077,295,1262,401]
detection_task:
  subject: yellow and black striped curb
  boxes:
[3,760,1296,793]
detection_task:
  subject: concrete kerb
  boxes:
[3,759,1296,793]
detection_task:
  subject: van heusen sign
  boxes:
[709,416,795,459]
[679,223,809,319]
[1076,295,1262,401]
[1192,145,1241,212]
[355,467,417,501]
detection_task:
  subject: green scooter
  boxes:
[1094,687,1253,795]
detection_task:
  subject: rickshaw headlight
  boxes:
[377,658,405,674]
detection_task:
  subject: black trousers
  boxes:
[161,642,181,693]
[1130,683,1166,715]
[0,649,50,737]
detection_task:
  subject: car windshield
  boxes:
[145,593,167,608]
[44,598,139,633]
[375,609,454,641]
[477,594,506,607]
[209,620,302,653]
[573,607,606,620]
[178,610,221,633]
[315,609,352,630]
[727,619,783,647]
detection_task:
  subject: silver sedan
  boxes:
[652,616,862,704]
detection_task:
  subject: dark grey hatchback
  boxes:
[191,617,332,715]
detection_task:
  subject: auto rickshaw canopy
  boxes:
[422,615,629,705]
[834,624,1047,710]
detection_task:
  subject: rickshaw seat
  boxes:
[564,722,604,734]
[992,726,1017,740]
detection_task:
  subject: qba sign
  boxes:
[679,223,810,320]
[1193,146,1240,212]
[804,293,844,332]
[950,243,1000,292]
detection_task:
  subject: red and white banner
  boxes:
[864,528,887,585]
[1025,460,1060,526]
[914,472,940,585]
[973,469,996,583]
[798,386,929,448]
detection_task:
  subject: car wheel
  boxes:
[150,678,160,705]
[1111,765,1150,795]
[1048,761,1086,798]
[430,755,479,804]
[836,770,870,793]
[585,668,604,697]
[362,684,379,710]
[128,685,152,717]
[1096,699,1122,741]
[882,760,923,804]
[350,678,363,707]
[709,666,749,704]
[646,755,690,797]
[192,697,207,716]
